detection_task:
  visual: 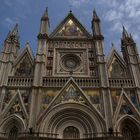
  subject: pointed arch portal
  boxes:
[121,118,140,140]
[8,126,18,140]
[115,116,140,140]
[38,103,105,139]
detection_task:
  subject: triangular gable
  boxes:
[107,47,126,68]
[1,90,28,120]
[13,43,34,76]
[107,47,126,78]
[38,78,104,122]
[14,43,34,67]
[50,12,91,38]
[113,89,140,123]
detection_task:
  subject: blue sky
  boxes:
[0,0,140,55]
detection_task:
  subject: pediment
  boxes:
[113,89,140,123]
[107,48,126,78]
[14,43,34,67]
[13,43,34,76]
[38,78,104,122]
[107,47,125,68]
[50,12,91,38]
[2,90,28,120]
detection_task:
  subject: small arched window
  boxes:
[8,126,18,140]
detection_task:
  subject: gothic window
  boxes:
[89,60,94,66]
[63,126,80,139]
[90,70,95,76]
[8,126,18,140]
[109,58,125,78]
[15,56,33,77]
[47,59,52,65]
[47,69,52,76]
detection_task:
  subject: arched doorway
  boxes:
[0,115,26,140]
[63,126,80,139]
[39,103,105,139]
[8,126,18,140]
[120,119,140,140]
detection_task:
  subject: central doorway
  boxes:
[63,126,80,139]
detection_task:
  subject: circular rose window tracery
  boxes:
[61,54,81,71]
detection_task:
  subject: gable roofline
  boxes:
[113,88,140,123]
[13,42,34,67]
[1,90,29,120]
[106,46,126,68]
[49,11,92,38]
[38,77,104,123]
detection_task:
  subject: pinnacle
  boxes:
[11,23,18,36]
[111,42,115,48]
[25,42,30,45]
[93,9,100,21]
[5,24,19,41]
[122,26,129,39]
[42,7,48,19]
[69,9,72,13]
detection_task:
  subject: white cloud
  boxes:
[99,0,140,36]
[4,0,12,7]
[111,22,122,32]
[94,0,140,52]
[5,17,14,26]
[106,10,123,21]
[69,0,90,8]
[4,0,26,7]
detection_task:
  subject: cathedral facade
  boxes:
[0,8,140,140]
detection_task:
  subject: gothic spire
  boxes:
[11,23,18,36]
[39,7,50,35]
[92,9,101,36]
[122,26,129,39]
[93,9,100,21]
[41,7,49,20]
[5,24,19,41]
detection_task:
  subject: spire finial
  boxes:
[69,10,72,13]
[69,4,72,13]
[25,42,30,49]
[111,42,115,48]
[93,8,100,21]
[5,23,19,41]
[41,7,49,20]
[11,23,18,36]
[122,25,129,39]
[40,7,50,34]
